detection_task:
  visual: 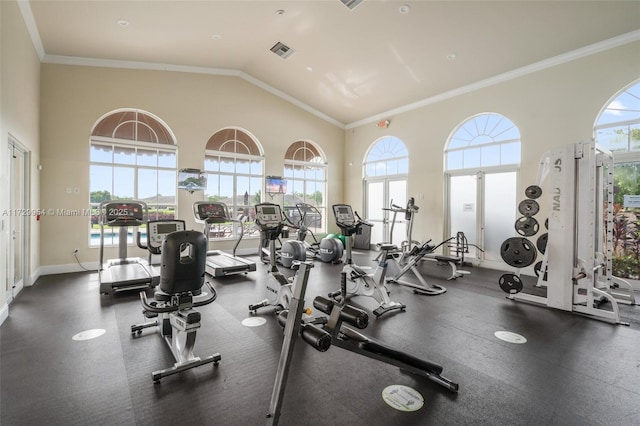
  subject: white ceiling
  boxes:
[22,0,640,128]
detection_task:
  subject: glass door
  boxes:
[448,170,517,263]
[365,178,407,246]
[7,140,27,300]
[448,174,479,258]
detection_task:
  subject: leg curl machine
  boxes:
[131,228,221,383]
[265,261,457,425]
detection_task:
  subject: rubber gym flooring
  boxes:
[1,250,639,426]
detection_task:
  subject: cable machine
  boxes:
[499,140,636,325]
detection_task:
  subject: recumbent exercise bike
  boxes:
[131,221,221,383]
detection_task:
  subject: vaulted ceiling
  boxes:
[22,0,640,127]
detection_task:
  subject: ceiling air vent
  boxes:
[340,0,364,10]
[270,42,295,59]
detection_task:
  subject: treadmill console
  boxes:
[332,204,355,226]
[255,204,283,229]
[147,220,186,249]
[103,202,145,226]
[194,202,230,224]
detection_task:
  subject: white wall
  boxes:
[0,0,41,322]
[344,41,640,248]
[39,64,345,270]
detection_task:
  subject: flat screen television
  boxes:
[178,169,207,192]
[266,176,287,194]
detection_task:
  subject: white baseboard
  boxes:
[0,303,8,327]
[26,267,41,286]
[39,262,99,276]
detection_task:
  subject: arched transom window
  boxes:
[595,81,640,154]
[445,112,520,171]
[363,136,408,177]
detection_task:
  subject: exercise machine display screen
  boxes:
[256,204,281,226]
[194,202,229,223]
[104,202,144,224]
[333,204,355,225]
[148,220,185,249]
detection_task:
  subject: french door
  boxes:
[365,178,407,246]
[7,138,28,300]
[447,170,517,264]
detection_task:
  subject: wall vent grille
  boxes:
[340,0,364,10]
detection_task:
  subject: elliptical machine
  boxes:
[131,224,221,383]
[281,203,343,265]
[248,203,324,325]
[328,204,406,318]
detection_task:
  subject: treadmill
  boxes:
[193,201,257,278]
[98,200,158,295]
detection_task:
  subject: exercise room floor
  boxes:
[2,250,639,425]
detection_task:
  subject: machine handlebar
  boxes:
[139,281,217,313]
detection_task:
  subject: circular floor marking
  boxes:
[241,317,267,327]
[382,385,424,412]
[72,328,106,341]
[494,331,527,344]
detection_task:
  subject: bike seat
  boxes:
[377,243,397,252]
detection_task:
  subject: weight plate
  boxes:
[545,218,548,230]
[536,233,548,254]
[518,199,540,217]
[514,216,539,237]
[534,261,542,276]
[533,261,548,281]
[500,237,537,268]
[499,273,524,294]
[525,185,543,199]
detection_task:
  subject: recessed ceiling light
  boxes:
[116,19,129,27]
[399,5,410,14]
[447,53,457,60]
[306,66,313,72]
[211,34,222,40]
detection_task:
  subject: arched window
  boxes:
[445,113,520,171]
[204,127,264,239]
[445,113,521,265]
[594,80,640,154]
[364,136,408,178]
[594,80,640,280]
[283,140,327,232]
[89,109,177,246]
[363,136,409,246]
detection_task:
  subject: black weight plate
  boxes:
[545,218,548,230]
[534,261,542,276]
[499,273,523,294]
[533,261,548,281]
[515,216,539,237]
[536,233,548,254]
[500,237,537,268]
[518,199,539,217]
[525,185,542,199]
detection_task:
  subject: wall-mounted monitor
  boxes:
[266,176,287,194]
[178,168,207,192]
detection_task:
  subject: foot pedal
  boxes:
[373,303,406,318]
[143,310,158,319]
